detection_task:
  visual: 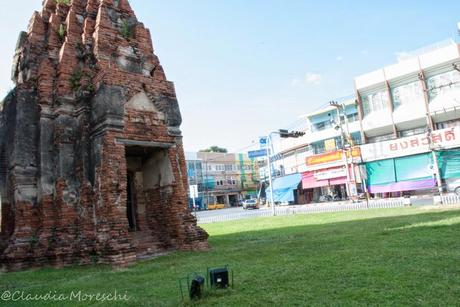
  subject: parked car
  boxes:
[446,178,460,195]
[208,203,225,210]
[242,199,259,210]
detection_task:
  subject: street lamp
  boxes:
[266,129,305,216]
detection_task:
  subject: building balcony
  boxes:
[429,88,460,122]
[392,103,427,130]
[362,110,394,137]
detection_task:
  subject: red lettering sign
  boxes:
[445,128,456,141]
[410,138,419,147]
[431,133,442,144]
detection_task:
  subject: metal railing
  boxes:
[198,198,407,224]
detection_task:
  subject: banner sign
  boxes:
[314,166,347,180]
[306,147,361,166]
[360,126,460,162]
[248,149,267,159]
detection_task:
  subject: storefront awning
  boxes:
[366,153,436,193]
[301,165,353,189]
[265,173,301,203]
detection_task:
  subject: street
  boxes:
[196,194,460,224]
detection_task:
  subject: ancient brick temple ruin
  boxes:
[0,0,208,271]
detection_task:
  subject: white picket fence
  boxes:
[198,198,406,224]
[442,194,460,205]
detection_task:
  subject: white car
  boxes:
[242,199,259,210]
[446,178,460,195]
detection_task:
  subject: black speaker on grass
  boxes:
[208,265,232,288]
[189,275,205,300]
[179,273,206,302]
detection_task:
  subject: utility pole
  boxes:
[267,132,276,216]
[418,73,444,204]
[330,101,353,199]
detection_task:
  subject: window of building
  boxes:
[391,81,424,109]
[312,120,332,132]
[436,119,460,129]
[362,90,390,115]
[366,133,395,143]
[340,112,359,124]
[398,127,426,138]
[427,70,460,101]
[312,142,326,154]
[351,133,362,145]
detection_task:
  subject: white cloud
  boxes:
[291,72,322,87]
[305,72,322,85]
[336,56,343,61]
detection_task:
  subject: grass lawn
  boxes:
[1,207,460,306]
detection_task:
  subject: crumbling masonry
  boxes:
[0,0,208,271]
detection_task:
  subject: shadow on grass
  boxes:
[1,208,460,306]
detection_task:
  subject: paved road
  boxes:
[194,194,460,224]
[194,206,265,219]
[195,201,367,223]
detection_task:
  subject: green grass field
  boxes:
[1,207,460,306]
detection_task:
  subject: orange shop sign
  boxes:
[306,148,361,166]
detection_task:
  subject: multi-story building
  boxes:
[355,39,460,197]
[269,38,460,203]
[185,152,260,208]
[273,98,364,203]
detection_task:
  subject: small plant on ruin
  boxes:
[57,24,66,40]
[30,235,39,249]
[120,20,132,39]
[75,42,86,60]
[54,0,71,6]
[70,70,83,92]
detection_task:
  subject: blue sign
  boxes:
[248,149,267,159]
[259,137,268,149]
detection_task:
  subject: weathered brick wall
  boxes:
[0,0,208,271]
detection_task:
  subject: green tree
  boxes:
[200,146,228,153]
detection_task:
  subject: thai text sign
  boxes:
[360,126,460,162]
[314,167,347,180]
[306,147,361,166]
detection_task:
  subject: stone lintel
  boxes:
[115,139,174,149]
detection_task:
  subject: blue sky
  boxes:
[1,0,459,152]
